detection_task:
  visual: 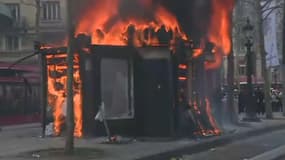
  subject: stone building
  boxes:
[0,0,67,64]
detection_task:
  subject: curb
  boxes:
[1,123,41,131]
[136,123,285,160]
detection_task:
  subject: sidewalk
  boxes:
[0,114,284,160]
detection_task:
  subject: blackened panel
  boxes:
[136,59,174,137]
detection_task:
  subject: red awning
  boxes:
[0,61,40,72]
[0,62,40,84]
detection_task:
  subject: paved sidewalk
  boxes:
[1,123,40,131]
[0,114,284,160]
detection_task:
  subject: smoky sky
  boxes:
[75,0,213,41]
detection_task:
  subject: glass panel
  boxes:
[100,58,133,119]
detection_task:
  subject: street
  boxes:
[182,129,285,160]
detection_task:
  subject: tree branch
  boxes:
[261,0,273,10]
[262,5,283,14]
[262,7,276,20]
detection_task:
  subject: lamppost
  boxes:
[242,18,260,122]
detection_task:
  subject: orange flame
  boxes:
[178,64,187,70]
[205,50,223,70]
[47,54,83,137]
[208,0,234,56]
[178,76,187,81]
[201,0,234,69]
[191,98,221,136]
[205,98,221,135]
[76,0,187,46]
[192,49,203,58]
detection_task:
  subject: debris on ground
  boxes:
[45,123,54,136]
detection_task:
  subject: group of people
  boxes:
[238,87,283,115]
[270,88,283,112]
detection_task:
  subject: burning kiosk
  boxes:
[39,37,177,138]
[38,0,235,138]
[38,34,221,138]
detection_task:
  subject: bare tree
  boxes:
[259,0,283,118]
[282,0,285,116]
[257,0,273,119]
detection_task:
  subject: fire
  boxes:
[200,0,234,69]
[178,76,187,81]
[205,98,221,135]
[47,54,83,137]
[191,97,221,136]
[76,0,187,46]
[192,49,203,58]
[208,0,234,56]
[205,49,223,70]
[178,64,187,70]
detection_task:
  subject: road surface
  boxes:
[182,129,285,160]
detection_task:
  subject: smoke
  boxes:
[75,0,214,41]
[161,0,212,41]
[118,0,159,20]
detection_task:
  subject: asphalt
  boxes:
[250,144,285,160]
[180,129,285,160]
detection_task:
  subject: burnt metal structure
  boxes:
[38,36,192,137]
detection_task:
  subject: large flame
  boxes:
[191,97,221,136]
[76,0,187,46]
[47,54,83,137]
[208,0,234,55]
[204,0,234,69]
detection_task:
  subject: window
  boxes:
[5,36,20,51]
[100,58,134,119]
[42,1,61,21]
[5,3,20,21]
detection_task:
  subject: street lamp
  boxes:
[242,17,260,122]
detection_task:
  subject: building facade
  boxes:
[0,0,67,64]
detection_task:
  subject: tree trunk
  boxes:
[228,49,239,124]
[35,0,40,39]
[228,7,239,124]
[282,0,285,116]
[65,0,75,154]
[34,0,47,138]
[257,0,273,119]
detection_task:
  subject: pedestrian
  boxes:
[238,88,246,114]
[255,87,265,115]
[271,90,279,112]
[277,91,283,112]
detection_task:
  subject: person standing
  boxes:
[255,87,265,115]
[238,88,246,114]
